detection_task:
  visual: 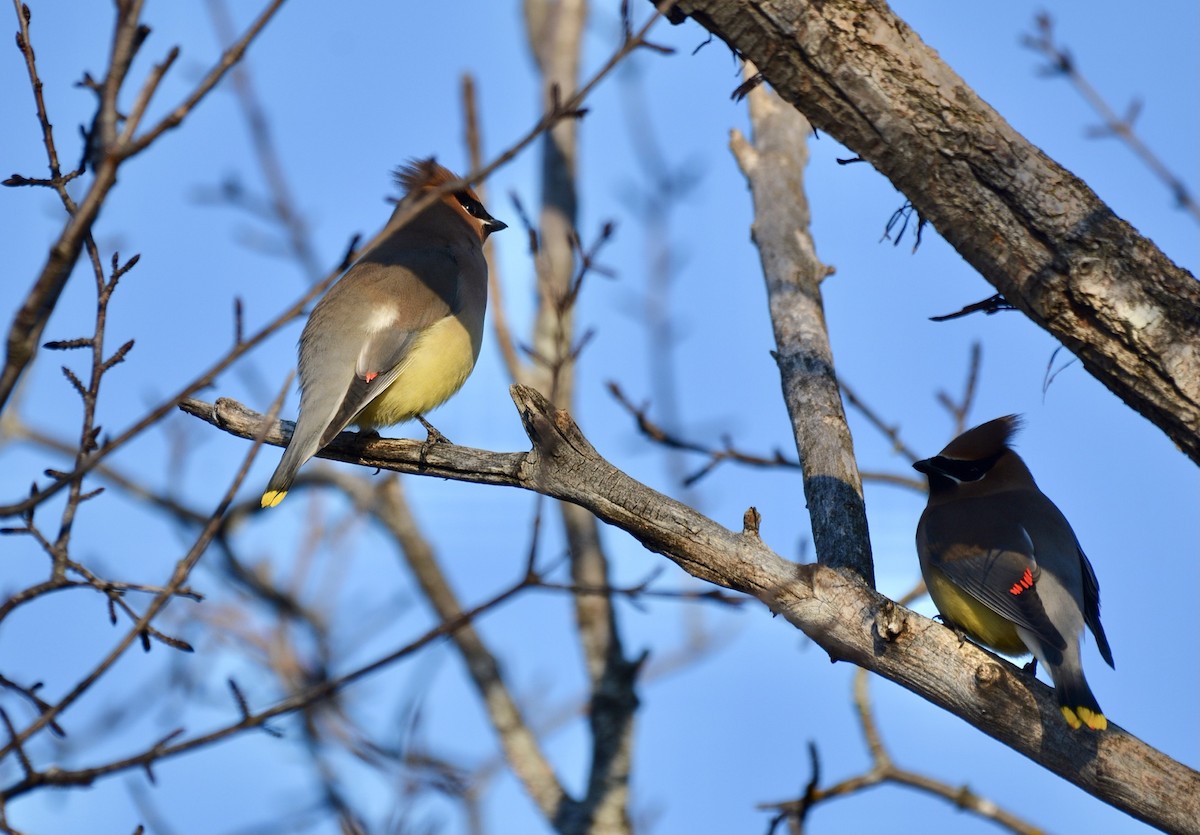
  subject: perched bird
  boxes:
[261,159,506,508]
[913,415,1114,730]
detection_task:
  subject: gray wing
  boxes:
[924,502,1068,665]
[263,246,462,496]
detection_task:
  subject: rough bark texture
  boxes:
[731,66,874,586]
[663,0,1200,462]
[184,392,1200,834]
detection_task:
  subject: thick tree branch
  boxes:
[184,392,1200,833]
[731,63,874,585]
[659,0,1200,463]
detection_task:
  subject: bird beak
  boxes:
[483,217,508,238]
[913,457,935,475]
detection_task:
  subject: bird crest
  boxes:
[394,157,466,196]
[938,414,1022,461]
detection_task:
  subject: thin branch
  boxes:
[0,569,535,801]
[838,380,921,464]
[119,0,286,159]
[0,377,290,759]
[204,0,324,282]
[1022,12,1199,222]
[0,0,287,416]
[609,380,802,483]
[760,669,1044,835]
[461,73,524,384]
[362,476,572,822]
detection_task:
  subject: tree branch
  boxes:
[659,0,1200,463]
[184,391,1200,833]
[358,477,572,823]
[730,62,873,585]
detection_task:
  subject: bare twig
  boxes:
[0,377,290,759]
[363,477,571,822]
[0,567,535,801]
[461,74,524,384]
[0,0,288,415]
[204,0,324,282]
[929,293,1015,322]
[838,380,921,464]
[609,380,802,482]
[1023,13,1199,222]
[760,669,1044,835]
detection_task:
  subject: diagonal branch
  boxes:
[184,391,1200,834]
[0,0,288,416]
[658,0,1200,464]
[0,378,289,760]
[355,476,573,823]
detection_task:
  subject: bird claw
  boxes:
[934,614,970,647]
[416,414,452,446]
[415,414,452,464]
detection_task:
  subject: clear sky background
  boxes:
[1,2,1196,834]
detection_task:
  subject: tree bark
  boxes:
[731,64,875,586]
[184,394,1200,834]
[660,0,1200,463]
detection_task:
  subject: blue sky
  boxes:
[1,2,1196,833]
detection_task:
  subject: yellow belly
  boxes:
[926,569,1027,656]
[353,314,480,428]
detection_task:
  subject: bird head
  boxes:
[395,158,507,242]
[914,414,1029,494]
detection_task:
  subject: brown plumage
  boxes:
[262,159,506,508]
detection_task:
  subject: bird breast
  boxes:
[352,310,482,428]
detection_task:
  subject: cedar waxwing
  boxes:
[261,159,506,508]
[913,415,1114,730]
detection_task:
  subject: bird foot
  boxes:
[415,414,452,465]
[1021,658,1039,676]
[934,615,970,648]
[415,414,452,446]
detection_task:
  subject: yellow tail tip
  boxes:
[1061,705,1107,731]
[261,489,287,509]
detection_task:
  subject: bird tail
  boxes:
[261,458,297,508]
[1048,659,1107,731]
[261,422,322,508]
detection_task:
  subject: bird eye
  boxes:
[938,454,1000,482]
[455,192,486,218]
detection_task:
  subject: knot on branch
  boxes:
[973,660,1004,693]
[741,506,762,539]
[509,384,597,460]
[873,599,907,644]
